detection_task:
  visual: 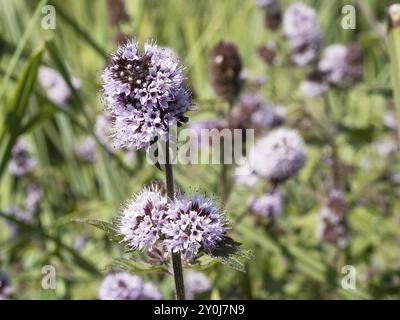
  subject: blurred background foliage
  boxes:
[0,0,400,299]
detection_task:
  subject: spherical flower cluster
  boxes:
[257,42,277,65]
[283,2,322,66]
[184,271,211,300]
[74,136,96,163]
[230,93,285,132]
[25,182,42,213]
[249,191,283,219]
[299,70,328,98]
[8,139,36,177]
[255,0,281,29]
[117,187,228,261]
[249,128,306,183]
[316,189,348,248]
[318,44,348,84]
[208,41,243,103]
[372,136,398,158]
[118,186,169,251]
[4,207,33,236]
[235,163,259,187]
[98,272,161,300]
[162,194,228,261]
[299,43,363,97]
[318,44,363,85]
[101,39,191,151]
[0,271,12,299]
[382,110,397,131]
[38,66,81,107]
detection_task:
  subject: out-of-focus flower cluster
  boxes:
[0,271,12,299]
[283,2,322,66]
[38,66,81,107]
[98,272,161,300]
[316,189,348,247]
[184,271,211,300]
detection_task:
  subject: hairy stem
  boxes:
[164,140,185,300]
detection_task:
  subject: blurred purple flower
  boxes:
[283,3,322,66]
[230,93,285,131]
[3,207,33,236]
[25,182,42,213]
[300,70,328,98]
[38,66,81,107]
[8,139,36,177]
[74,136,96,163]
[0,271,12,299]
[185,271,211,300]
[249,128,306,183]
[249,191,283,219]
[98,272,161,300]
[141,282,162,300]
[316,189,348,248]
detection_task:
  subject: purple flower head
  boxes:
[95,112,115,152]
[74,136,96,163]
[249,191,283,219]
[117,187,229,262]
[250,128,306,183]
[235,163,259,187]
[318,44,363,86]
[0,271,12,299]
[118,185,169,251]
[3,207,33,236]
[98,272,143,300]
[98,272,161,300]
[38,66,81,107]
[141,282,162,300]
[316,189,348,248]
[299,69,328,98]
[8,139,36,177]
[162,194,228,261]
[184,271,211,300]
[101,39,191,151]
[208,41,243,103]
[283,3,322,66]
[231,93,285,131]
[25,182,42,213]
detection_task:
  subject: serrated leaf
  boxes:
[72,219,124,243]
[188,255,219,271]
[209,237,253,272]
[107,258,165,273]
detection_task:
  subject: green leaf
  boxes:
[72,218,124,243]
[0,43,44,179]
[209,237,253,272]
[388,7,400,143]
[53,4,108,60]
[188,255,219,271]
[0,0,47,102]
[106,258,165,273]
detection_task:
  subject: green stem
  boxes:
[164,140,185,300]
